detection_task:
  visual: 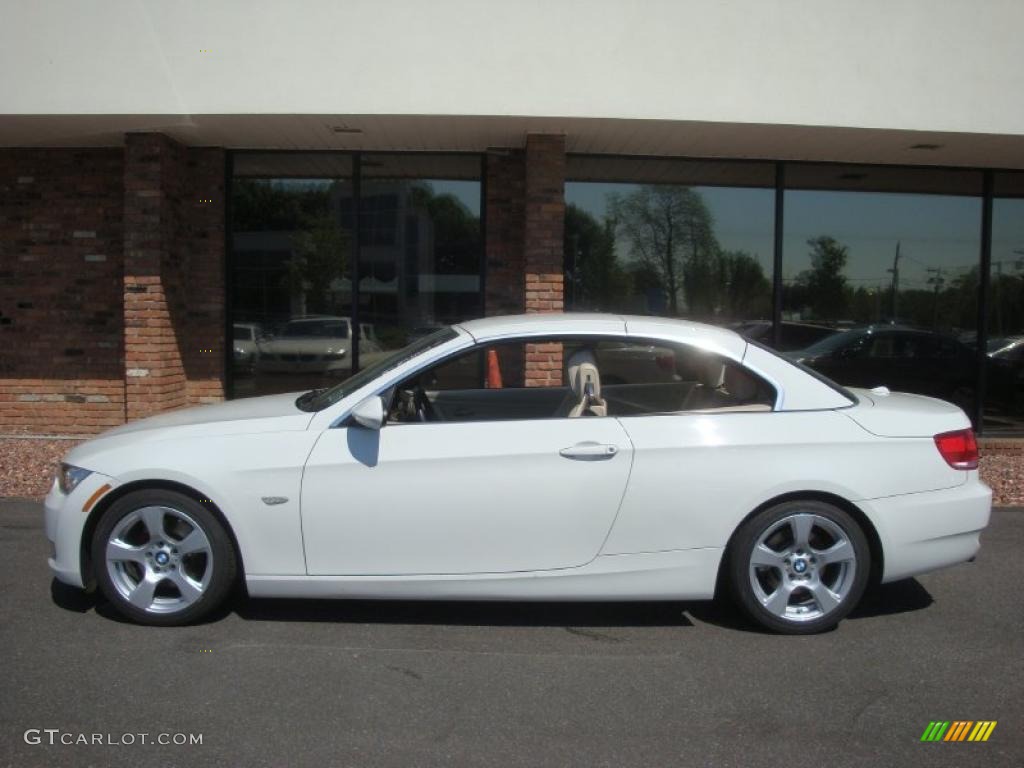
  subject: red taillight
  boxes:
[934,429,979,470]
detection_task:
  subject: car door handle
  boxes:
[559,442,618,461]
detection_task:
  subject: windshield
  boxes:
[297,327,460,412]
[283,320,349,339]
[799,328,860,356]
[233,325,253,341]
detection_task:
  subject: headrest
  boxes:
[724,364,758,402]
[567,349,601,399]
[696,355,725,389]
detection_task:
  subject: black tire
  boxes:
[92,489,237,626]
[727,499,870,635]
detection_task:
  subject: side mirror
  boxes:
[350,395,386,431]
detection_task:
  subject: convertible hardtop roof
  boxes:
[456,313,745,352]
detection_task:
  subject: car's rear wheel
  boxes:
[92,489,236,626]
[728,500,869,634]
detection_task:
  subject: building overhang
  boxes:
[2,113,1023,171]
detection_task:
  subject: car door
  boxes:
[300,337,634,576]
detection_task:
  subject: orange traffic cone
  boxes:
[486,348,503,389]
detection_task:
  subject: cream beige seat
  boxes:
[681,355,727,410]
[563,349,607,417]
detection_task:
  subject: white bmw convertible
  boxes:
[45,314,991,634]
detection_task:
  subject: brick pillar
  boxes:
[523,134,566,386]
[182,148,226,406]
[123,134,225,421]
[484,149,525,317]
[123,134,186,420]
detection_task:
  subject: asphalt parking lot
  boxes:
[0,500,1021,768]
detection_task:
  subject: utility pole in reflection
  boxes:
[927,267,945,326]
[888,241,902,322]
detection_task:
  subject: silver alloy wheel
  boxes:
[105,505,213,614]
[747,512,857,623]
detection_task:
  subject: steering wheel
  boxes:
[396,386,438,422]
[413,386,438,422]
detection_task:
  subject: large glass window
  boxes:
[781,165,983,415]
[564,157,775,327]
[229,153,482,399]
[985,173,1024,432]
[359,154,483,364]
[230,154,354,398]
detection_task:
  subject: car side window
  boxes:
[385,336,776,424]
[865,334,898,358]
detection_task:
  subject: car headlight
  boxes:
[58,463,92,494]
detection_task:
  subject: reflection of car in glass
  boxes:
[986,336,1024,416]
[407,324,446,344]
[787,326,977,412]
[255,316,352,375]
[232,323,263,372]
[987,335,1024,357]
[48,314,989,635]
[359,323,382,353]
[733,321,836,352]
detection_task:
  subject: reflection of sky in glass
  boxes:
[567,183,992,291]
[427,180,481,215]
[566,183,774,270]
[785,192,981,288]
[993,198,1024,272]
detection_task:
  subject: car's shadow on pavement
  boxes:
[51,577,934,631]
[233,597,696,628]
[848,577,935,619]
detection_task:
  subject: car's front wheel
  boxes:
[92,489,237,626]
[728,500,870,634]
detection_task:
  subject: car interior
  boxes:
[386,338,776,424]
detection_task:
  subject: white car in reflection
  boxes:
[255,316,351,375]
[45,313,991,633]
[232,322,263,372]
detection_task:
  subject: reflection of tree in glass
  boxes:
[792,236,849,321]
[288,214,349,314]
[607,185,768,320]
[719,250,771,320]
[408,183,481,275]
[611,186,715,316]
[232,179,333,232]
[564,204,630,311]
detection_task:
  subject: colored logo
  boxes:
[921,721,997,742]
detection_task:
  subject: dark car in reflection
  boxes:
[986,336,1024,421]
[786,326,977,412]
[733,321,836,352]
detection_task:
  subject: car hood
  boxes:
[64,392,314,468]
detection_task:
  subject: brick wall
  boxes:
[523,134,566,386]
[123,134,225,421]
[181,148,226,406]
[0,149,126,434]
[484,149,525,317]
[0,136,225,435]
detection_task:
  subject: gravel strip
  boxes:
[977,453,1024,508]
[1,437,1022,505]
[0,438,84,501]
